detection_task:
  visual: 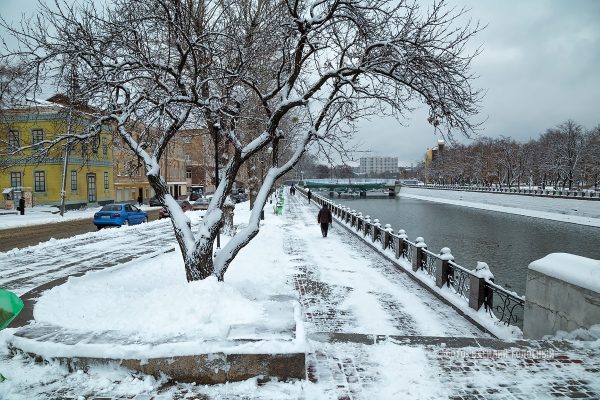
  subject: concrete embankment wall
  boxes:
[524,253,600,339]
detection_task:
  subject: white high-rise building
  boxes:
[358,157,398,176]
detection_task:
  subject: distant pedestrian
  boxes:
[18,197,25,216]
[137,195,143,206]
[317,203,332,237]
[307,189,312,204]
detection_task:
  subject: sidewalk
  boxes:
[284,194,600,400]
[1,194,599,399]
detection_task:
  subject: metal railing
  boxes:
[405,184,599,201]
[306,190,526,330]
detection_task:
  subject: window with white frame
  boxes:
[32,129,43,151]
[34,171,46,192]
[71,170,78,191]
[10,172,22,188]
[8,130,20,149]
[104,171,109,190]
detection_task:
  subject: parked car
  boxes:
[148,196,162,207]
[193,198,210,210]
[159,200,194,219]
[230,193,248,203]
[188,192,202,201]
[93,204,148,230]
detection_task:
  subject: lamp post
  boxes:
[214,128,220,250]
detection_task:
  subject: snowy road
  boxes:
[0,219,178,296]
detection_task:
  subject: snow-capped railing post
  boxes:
[372,219,381,243]
[350,210,357,228]
[436,247,455,288]
[356,212,363,232]
[413,237,427,272]
[364,215,371,237]
[396,229,408,259]
[469,262,494,311]
[382,224,393,250]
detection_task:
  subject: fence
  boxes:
[405,184,599,201]
[305,189,526,330]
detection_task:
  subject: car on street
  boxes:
[230,193,248,203]
[93,204,148,229]
[192,198,210,210]
[158,200,194,219]
[148,196,162,206]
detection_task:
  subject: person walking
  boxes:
[307,189,312,204]
[18,197,25,216]
[137,195,143,207]
[317,203,333,238]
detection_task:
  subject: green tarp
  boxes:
[0,289,23,330]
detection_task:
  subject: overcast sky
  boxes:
[1,0,599,166]
[358,0,600,166]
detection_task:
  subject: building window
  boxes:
[10,172,22,188]
[8,130,20,150]
[92,136,100,155]
[71,170,78,191]
[34,171,46,192]
[185,154,192,162]
[186,170,192,179]
[104,171,109,190]
[87,174,96,202]
[102,138,108,158]
[32,129,43,151]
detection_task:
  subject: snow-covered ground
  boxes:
[0,204,161,230]
[399,187,600,227]
[1,192,599,399]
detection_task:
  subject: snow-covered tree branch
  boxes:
[1,0,483,282]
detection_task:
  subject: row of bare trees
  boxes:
[424,120,600,190]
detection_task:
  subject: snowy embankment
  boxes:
[399,187,600,227]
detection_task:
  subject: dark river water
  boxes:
[334,196,600,296]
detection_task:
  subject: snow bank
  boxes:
[529,253,600,293]
[34,263,265,339]
[24,201,305,358]
[399,187,600,227]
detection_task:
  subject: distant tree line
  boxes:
[424,120,600,190]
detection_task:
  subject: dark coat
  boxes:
[317,206,332,224]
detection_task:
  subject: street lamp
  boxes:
[214,128,220,250]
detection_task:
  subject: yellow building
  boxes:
[0,98,114,210]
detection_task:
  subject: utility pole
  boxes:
[60,64,76,216]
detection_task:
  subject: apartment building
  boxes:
[358,156,399,176]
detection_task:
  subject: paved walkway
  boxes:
[1,194,599,399]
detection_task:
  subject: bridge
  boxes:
[299,179,400,197]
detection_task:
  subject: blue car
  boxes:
[93,203,148,230]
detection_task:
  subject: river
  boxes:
[333,195,600,296]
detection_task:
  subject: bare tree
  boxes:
[2,0,482,281]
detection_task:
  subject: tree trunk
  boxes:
[186,245,215,281]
